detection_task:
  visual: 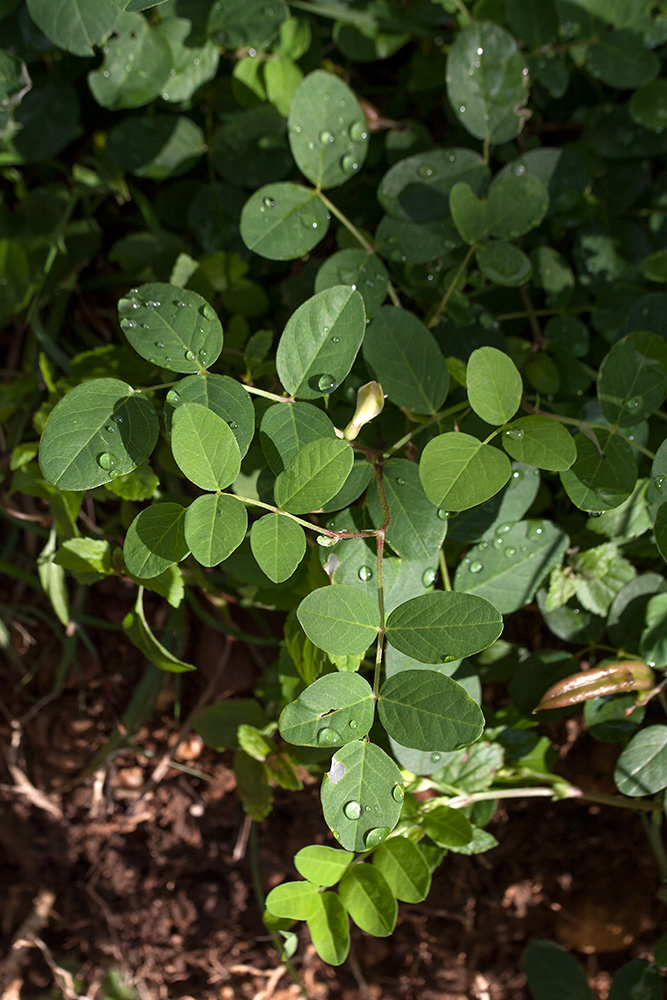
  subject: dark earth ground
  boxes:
[0,581,665,1000]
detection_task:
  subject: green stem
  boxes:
[372,462,390,698]
[445,785,659,813]
[233,495,335,535]
[520,285,543,348]
[383,400,470,457]
[242,384,293,404]
[427,244,476,329]
[523,404,656,460]
[317,191,401,308]
[438,548,452,592]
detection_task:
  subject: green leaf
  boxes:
[523,941,592,1000]
[385,592,503,663]
[446,21,529,144]
[235,750,272,821]
[288,70,369,189]
[314,249,388,319]
[107,115,205,179]
[502,416,576,471]
[193,699,270,751]
[276,286,366,399]
[184,493,247,567]
[260,402,336,475]
[419,432,511,512]
[371,837,431,903]
[421,805,473,848]
[265,881,321,920]
[655,504,667,563]
[122,589,194,672]
[39,378,159,491]
[250,513,306,583]
[26,0,124,56]
[123,502,189,579]
[118,283,223,374]
[476,241,532,286]
[614,725,667,796]
[294,845,352,887]
[507,0,558,47]
[322,460,374,513]
[560,430,637,512]
[586,29,659,89]
[306,892,350,966]
[274,438,353,514]
[166,373,254,458]
[240,182,330,261]
[111,0,169,10]
[375,215,462,265]
[378,670,484,751]
[455,519,569,614]
[363,306,449,415]
[448,463,541,544]
[297,585,379,656]
[37,530,69,627]
[157,18,219,104]
[379,148,490,223]
[321,740,403,852]
[571,542,636,617]
[485,173,549,239]
[367,458,447,561]
[467,346,522,426]
[630,80,667,131]
[597,331,667,427]
[171,402,241,491]
[449,182,486,244]
[207,0,288,49]
[338,864,397,937]
[55,538,112,578]
[608,960,663,1000]
[88,18,171,110]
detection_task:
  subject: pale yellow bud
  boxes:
[343,381,385,441]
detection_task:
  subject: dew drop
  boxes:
[228,420,239,430]
[317,374,338,394]
[166,389,180,405]
[349,120,367,142]
[319,129,334,145]
[202,304,217,321]
[492,537,504,550]
[527,523,543,540]
[469,561,483,574]
[342,153,359,173]
[105,424,116,433]
[185,349,196,362]
[437,508,450,520]
[358,565,373,582]
[317,727,342,747]
[396,477,406,486]
[418,164,434,178]
[430,752,441,764]
[98,452,118,471]
[459,105,466,114]
[392,784,404,803]
[349,719,358,729]
[331,336,339,344]
[422,568,437,587]
[122,318,137,329]
[504,547,516,558]
[199,349,207,360]
[364,827,390,849]
[654,476,666,493]
[108,468,122,480]
[114,415,123,424]
[147,300,161,309]
[343,800,362,820]
[496,521,514,535]
[263,196,276,209]
[627,396,641,410]
[505,427,524,441]
[155,341,165,349]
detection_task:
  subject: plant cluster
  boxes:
[3,0,667,992]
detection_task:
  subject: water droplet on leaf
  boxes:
[263,196,276,209]
[364,827,390,849]
[437,508,450,520]
[98,452,118,471]
[317,374,337,394]
[506,427,524,441]
[166,389,180,405]
[202,304,216,321]
[342,153,359,173]
[317,727,342,747]
[469,561,483,574]
[391,784,404,802]
[185,350,196,362]
[527,523,543,540]
[422,568,437,586]
[122,318,137,329]
[358,565,373,581]
[319,129,334,144]
[349,120,367,142]
[343,800,362,820]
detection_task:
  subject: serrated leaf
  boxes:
[171,402,241,491]
[295,845,352,887]
[166,373,254,457]
[419,432,511,512]
[502,416,576,471]
[321,740,403,852]
[297,585,379,656]
[371,837,431,903]
[446,21,529,144]
[339,864,397,937]
[385,592,503,663]
[250,513,306,583]
[240,182,330,261]
[260,401,336,475]
[265,881,321,920]
[184,493,247,567]
[467,346,522,426]
[39,378,159,491]
[378,669,484,751]
[122,588,194,672]
[118,282,222,374]
[597,331,667,428]
[276,286,365,399]
[306,892,349,966]
[560,429,637,512]
[455,519,569,614]
[123,502,189,579]
[363,306,449,415]
[274,438,353,514]
[288,70,369,189]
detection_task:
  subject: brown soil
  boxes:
[0,599,664,1000]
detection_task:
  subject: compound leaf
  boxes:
[371,837,431,903]
[294,845,352,887]
[123,502,189,579]
[306,892,349,966]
